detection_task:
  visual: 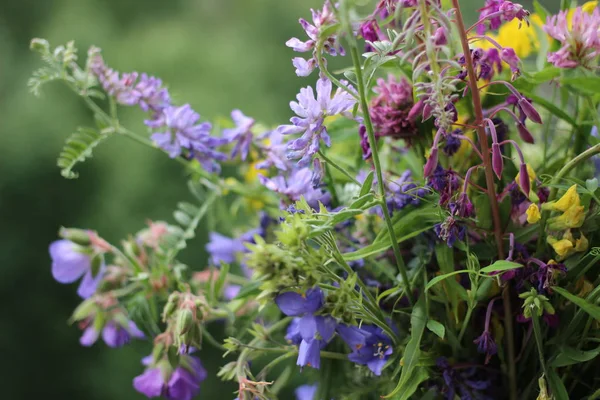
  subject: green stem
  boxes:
[316,41,359,101]
[318,150,360,185]
[531,313,549,379]
[324,160,341,206]
[342,3,413,304]
[458,303,475,342]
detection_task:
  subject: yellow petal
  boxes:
[575,233,589,252]
[543,185,580,212]
[526,203,541,224]
[549,238,574,258]
[582,1,598,14]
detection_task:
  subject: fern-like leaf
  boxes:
[28,67,62,97]
[57,127,108,179]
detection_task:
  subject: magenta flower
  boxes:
[49,239,104,298]
[544,7,600,69]
[370,75,417,142]
[286,1,343,76]
[133,355,207,400]
[277,77,356,167]
[223,110,255,161]
[477,0,529,34]
[80,319,145,348]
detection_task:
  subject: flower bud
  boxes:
[423,148,438,177]
[30,38,50,53]
[59,227,91,246]
[518,98,542,124]
[162,292,180,322]
[408,99,424,121]
[517,123,534,143]
[432,26,448,45]
[518,163,530,196]
[175,308,195,336]
[311,158,324,188]
[491,143,503,178]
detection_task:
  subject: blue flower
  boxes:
[276,288,336,369]
[49,239,104,298]
[337,324,393,376]
[295,384,318,400]
[277,78,356,167]
[223,110,255,161]
[205,232,247,265]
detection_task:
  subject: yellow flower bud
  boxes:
[547,237,575,260]
[526,203,541,224]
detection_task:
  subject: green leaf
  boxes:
[212,263,230,302]
[391,367,429,400]
[532,0,549,21]
[359,170,374,197]
[546,368,569,400]
[479,260,523,274]
[425,270,470,292]
[523,67,560,84]
[586,178,599,193]
[550,346,600,367]
[57,127,108,179]
[473,194,492,230]
[561,77,600,95]
[426,320,445,339]
[553,286,600,321]
[383,296,427,398]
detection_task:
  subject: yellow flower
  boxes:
[244,162,265,183]
[547,236,575,259]
[542,184,580,212]
[575,233,589,252]
[548,204,586,230]
[582,1,598,14]
[575,277,594,297]
[526,203,541,224]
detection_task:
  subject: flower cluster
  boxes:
[30,0,600,399]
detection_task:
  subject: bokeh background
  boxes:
[0,0,539,398]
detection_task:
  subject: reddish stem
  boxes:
[451,2,517,400]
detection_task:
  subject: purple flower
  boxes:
[387,170,428,212]
[359,19,384,52]
[80,319,145,347]
[436,357,493,400]
[89,49,170,112]
[49,239,104,298]
[206,231,256,265]
[259,167,331,209]
[477,1,529,35]
[277,77,356,167]
[442,130,462,156]
[223,110,255,161]
[544,7,600,69]
[427,165,460,205]
[256,130,292,171]
[149,104,226,172]
[276,288,336,369]
[434,217,466,247]
[474,331,497,364]
[359,125,372,160]
[133,356,207,400]
[337,324,393,376]
[295,384,317,400]
[500,47,521,78]
[286,1,343,76]
[370,75,417,142]
[449,192,475,218]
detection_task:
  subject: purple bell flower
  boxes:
[337,324,393,376]
[49,239,105,299]
[276,288,336,369]
[80,319,145,348]
[133,355,207,400]
[295,384,318,400]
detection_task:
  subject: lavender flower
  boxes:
[149,104,227,172]
[387,170,428,212]
[337,324,393,376]
[49,239,104,299]
[256,130,291,171]
[442,130,462,156]
[370,75,417,143]
[259,167,331,209]
[287,1,343,76]
[133,355,207,400]
[80,319,145,348]
[476,0,529,35]
[275,288,336,369]
[223,110,255,161]
[544,7,600,69]
[206,233,247,265]
[277,77,356,167]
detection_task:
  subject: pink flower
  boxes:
[544,7,600,69]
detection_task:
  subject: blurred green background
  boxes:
[0,0,529,398]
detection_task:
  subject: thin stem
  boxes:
[318,150,360,185]
[531,313,549,379]
[316,42,359,101]
[345,19,413,305]
[458,303,474,342]
[452,3,516,399]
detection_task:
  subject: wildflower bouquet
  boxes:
[31,0,600,399]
